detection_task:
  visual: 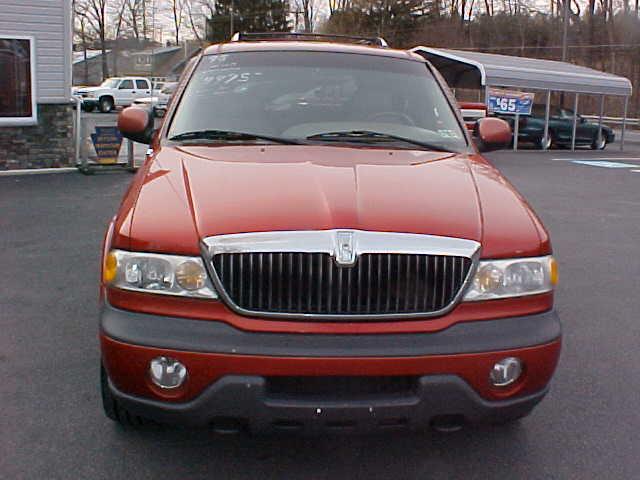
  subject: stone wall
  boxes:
[0,104,74,170]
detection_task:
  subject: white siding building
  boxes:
[0,0,74,169]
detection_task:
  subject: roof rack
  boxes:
[230,32,388,48]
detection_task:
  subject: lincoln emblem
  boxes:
[334,231,357,266]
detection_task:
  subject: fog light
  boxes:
[490,357,523,387]
[149,357,187,389]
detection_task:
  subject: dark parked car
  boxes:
[499,104,614,150]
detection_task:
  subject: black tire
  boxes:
[81,103,95,113]
[99,97,114,113]
[101,365,147,427]
[591,131,607,150]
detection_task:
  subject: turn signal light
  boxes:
[103,251,118,283]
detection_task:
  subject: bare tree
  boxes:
[329,0,354,15]
[78,0,110,80]
[166,0,186,45]
[185,0,210,42]
[484,0,494,16]
[295,0,319,32]
[109,0,128,75]
[123,0,148,40]
[73,0,93,84]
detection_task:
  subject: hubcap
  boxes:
[541,135,552,149]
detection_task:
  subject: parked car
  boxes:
[133,82,178,117]
[152,81,166,92]
[498,104,615,149]
[75,77,153,113]
[102,35,561,433]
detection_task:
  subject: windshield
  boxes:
[168,52,467,151]
[101,78,122,88]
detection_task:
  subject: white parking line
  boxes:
[552,157,640,162]
[570,160,637,168]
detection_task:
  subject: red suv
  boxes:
[101,34,561,433]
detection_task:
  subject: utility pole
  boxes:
[151,0,155,82]
[230,0,234,37]
[561,0,569,62]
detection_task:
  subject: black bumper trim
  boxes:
[101,303,560,357]
[110,374,547,431]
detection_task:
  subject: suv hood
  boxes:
[125,145,547,258]
[76,86,103,93]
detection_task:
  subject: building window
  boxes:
[0,35,37,126]
[134,54,152,72]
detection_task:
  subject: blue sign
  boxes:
[487,88,535,115]
[91,126,123,164]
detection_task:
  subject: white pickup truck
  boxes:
[74,77,153,113]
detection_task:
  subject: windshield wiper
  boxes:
[169,130,300,145]
[306,130,453,152]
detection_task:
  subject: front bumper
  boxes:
[108,372,549,433]
[80,98,99,107]
[101,304,561,431]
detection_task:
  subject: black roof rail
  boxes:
[230,32,388,48]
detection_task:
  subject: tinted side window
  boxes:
[136,80,148,89]
[119,80,134,89]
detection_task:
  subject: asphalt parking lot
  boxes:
[2,144,640,479]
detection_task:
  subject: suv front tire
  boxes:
[101,365,148,427]
[99,97,114,113]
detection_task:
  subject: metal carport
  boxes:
[411,46,633,151]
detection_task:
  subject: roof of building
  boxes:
[411,46,632,97]
[73,50,109,65]
[136,45,182,56]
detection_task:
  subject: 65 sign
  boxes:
[487,88,535,115]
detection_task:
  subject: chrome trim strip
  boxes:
[203,230,480,258]
[200,230,481,321]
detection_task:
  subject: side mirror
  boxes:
[118,107,154,144]
[474,117,512,152]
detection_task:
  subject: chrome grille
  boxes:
[211,252,472,317]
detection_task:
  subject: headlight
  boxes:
[463,255,557,301]
[103,249,218,299]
